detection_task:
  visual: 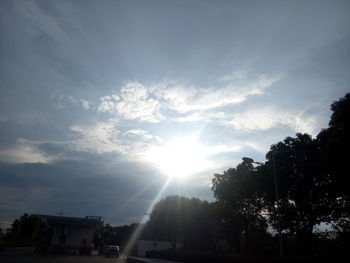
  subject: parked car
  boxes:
[105,245,120,257]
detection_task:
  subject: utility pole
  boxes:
[243,155,284,257]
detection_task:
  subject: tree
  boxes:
[9,214,47,245]
[259,133,339,256]
[209,93,350,257]
[317,93,350,223]
[149,196,184,249]
[212,159,267,253]
[208,201,244,253]
[148,195,213,250]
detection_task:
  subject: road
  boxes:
[0,248,127,263]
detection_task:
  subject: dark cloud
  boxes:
[0,152,168,225]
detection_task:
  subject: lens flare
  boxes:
[147,135,210,178]
[121,177,172,257]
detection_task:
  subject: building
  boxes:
[34,214,104,254]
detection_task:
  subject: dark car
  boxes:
[105,245,120,257]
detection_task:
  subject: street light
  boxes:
[242,157,264,166]
[242,156,284,258]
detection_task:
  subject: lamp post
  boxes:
[242,156,284,258]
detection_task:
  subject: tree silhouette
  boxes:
[260,134,329,254]
[212,159,266,253]
[317,93,350,223]
[148,195,213,250]
[211,93,350,257]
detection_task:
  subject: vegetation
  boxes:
[5,214,46,247]
[146,196,213,250]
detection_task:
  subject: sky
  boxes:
[0,0,349,228]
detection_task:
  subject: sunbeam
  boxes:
[111,177,161,216]
[120,176,172,257]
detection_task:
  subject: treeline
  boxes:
[140,93,350,259]
[4,214,46,246]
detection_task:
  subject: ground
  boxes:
[0,248,127,263]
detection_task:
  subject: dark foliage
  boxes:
[5,214,47,246]
[209,93,350,258]
[146,195,214,251]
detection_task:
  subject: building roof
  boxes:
[33,214,104,227]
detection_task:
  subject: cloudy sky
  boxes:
[0,0,349,227]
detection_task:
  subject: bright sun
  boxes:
[147,135,209,178]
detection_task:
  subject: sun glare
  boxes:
[147,135,209,178]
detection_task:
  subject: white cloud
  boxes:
[219,70,247,82]
[123,129,155,140]
[205,144,242,156]
[96,72,281,123]
[69,119,158,162]
[70,119,124,154]
[172,105,319,136]
[0,138,53,164]
[223,107,319,135]
[80,99,92,110]
[97,82,165,122]
[155,73,281,113]
[120,82,148,100]
[0,120,156,164]
[98,95,119,112]
[172,111,227,122]
[226,109,280,131]
[154,82,199,113]
[288,113,319,135]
